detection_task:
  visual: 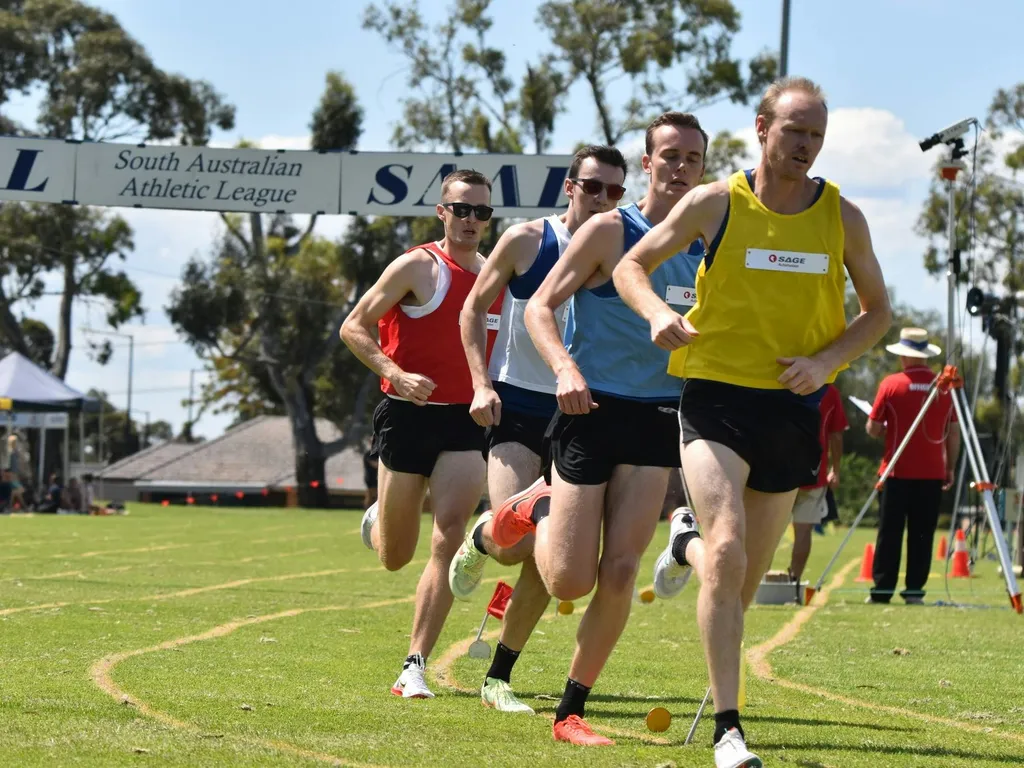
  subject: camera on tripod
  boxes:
[965,286,1021,335]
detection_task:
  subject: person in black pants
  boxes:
[866,328,959,604]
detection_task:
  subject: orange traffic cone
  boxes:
[935,534,948,561]
[950,529,971,578]
[854,543,875,583]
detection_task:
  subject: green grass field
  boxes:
[2,504,1022,767]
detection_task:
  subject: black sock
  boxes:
[404,653,425,670]
[713,709,743,745]
[486,642,520,683]
[671,530,700,567]
[554,678,590,723]
[472,521,488,555]
[530,495,551,526]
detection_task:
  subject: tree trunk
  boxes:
[52,255,75,379]
[587,70,617,145]
[294,441,328,508]
[285,384,329,508]
[0,294,32,359]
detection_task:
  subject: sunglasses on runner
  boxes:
[570,178,626,201]
[442,202,494,221]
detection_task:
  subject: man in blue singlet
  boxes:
[451,144,628,714]
[488,112,709,746]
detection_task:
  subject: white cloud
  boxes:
[732,107,934,192]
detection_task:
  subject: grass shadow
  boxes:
[742,714,919,733]
[758,741,1023,764]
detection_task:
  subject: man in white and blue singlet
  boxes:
[488,112,711,745]
[451,145,628,715]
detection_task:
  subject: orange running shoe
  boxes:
[552,715,615,746]
[490,477,550,549]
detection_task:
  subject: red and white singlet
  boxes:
[377,241,502,405]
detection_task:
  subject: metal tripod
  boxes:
[807,365,1022,614]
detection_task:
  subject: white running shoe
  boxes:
[481,676,534,713]
[652,507,699,599]
[449,512,492,601]
[714,728,762,768]
[361,501,378,551]
[390,654,434,699]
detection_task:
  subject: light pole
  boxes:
[185,368,206,441]
[83,328,135,452]
[780,0,791,77]
[130,409,151,447]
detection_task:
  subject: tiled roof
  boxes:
[97,440,194,480]
[132,415,367,491]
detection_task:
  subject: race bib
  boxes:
[666,285,697,307]
[745,248,829,275]
[486,313,501,331]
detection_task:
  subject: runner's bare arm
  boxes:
[779,198,892,395]
[460,223,541,426]
[340,251,437,405]
[613,183,729,350]
[525,211,622,414]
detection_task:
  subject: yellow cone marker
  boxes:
[646,706,671,732]
[557,600,574,615]
[639,588,655,604]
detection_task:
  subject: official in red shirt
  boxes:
[866,327,960,604]
[788,383,848,583]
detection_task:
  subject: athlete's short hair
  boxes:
[441,169,492,200]
[569,145,628,178]
[756,76,828,129]
[645,112,709,161]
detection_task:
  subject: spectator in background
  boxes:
[0,470,13,512]
[789,383,848,583]
[363,449,378,510]
[38,472,63,514]
[866,327,959,605]
[67,477,84,514]
[82,473,97,514]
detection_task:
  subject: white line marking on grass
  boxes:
[748,558,1024,747]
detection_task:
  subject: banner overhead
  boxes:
[0,137,574,217]
[0,138,77,204]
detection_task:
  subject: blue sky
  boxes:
[10,0,1024,441]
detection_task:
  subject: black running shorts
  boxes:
[544,392,681,486]
[485,407,552,460]
[678,378,821,493]
[371,397,486,477]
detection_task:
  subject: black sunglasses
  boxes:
[442,202,494,221]
[570,177,626,201]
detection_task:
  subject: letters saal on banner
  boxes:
[342,151,572,218]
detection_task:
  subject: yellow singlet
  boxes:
[667,169,848,389]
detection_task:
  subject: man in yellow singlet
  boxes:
[612,76,892,768]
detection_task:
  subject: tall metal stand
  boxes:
[809,139,1023,614]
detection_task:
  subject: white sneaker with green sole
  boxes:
[481,677,534,714]
[448,512,492,601]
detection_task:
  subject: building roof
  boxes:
[127,415,367,493]
[97,440,194,480]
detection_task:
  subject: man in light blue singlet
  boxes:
[488,112,711,746]
[452,145,628,714]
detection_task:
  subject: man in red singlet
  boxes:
[340,169,501,698]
